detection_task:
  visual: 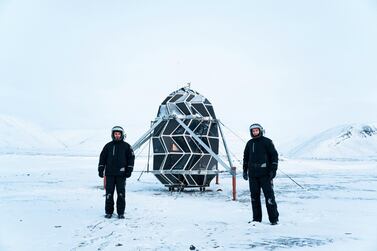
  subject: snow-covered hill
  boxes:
[0,115,110,156]
[3,115,377,161]
[287,123,377,160]
[51,129,108,156]
[0,115,67,155]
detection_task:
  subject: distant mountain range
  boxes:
[286,123,377,160]
[0,115,67,155]
[0,115,106,156]
[1,115,377,160]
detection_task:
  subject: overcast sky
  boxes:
[1,0,376,145]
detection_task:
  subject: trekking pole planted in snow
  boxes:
[103,176,106,191]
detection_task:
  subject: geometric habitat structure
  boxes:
[132,85,234,191]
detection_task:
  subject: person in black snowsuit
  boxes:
[243,123,279,225]
[98,126,135,219]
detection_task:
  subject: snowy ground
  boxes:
[0,155,376,251]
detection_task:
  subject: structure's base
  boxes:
[166,185,209,192]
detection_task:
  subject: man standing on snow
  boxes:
[243,123,279,225]
[98,126,135,219]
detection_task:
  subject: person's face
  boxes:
[113,131,122,140]
[252,128,260,137]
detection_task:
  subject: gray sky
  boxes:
[1,0,377,145]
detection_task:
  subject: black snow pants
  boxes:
[249,175,279,223]
[105,175,126,215]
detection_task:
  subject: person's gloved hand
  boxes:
[125,167,133,178]
[243,171,248,181]
[98,171,104,178]
[269,170,276,180]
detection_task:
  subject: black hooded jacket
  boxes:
[243,136,278,177]
[98,140,135,177]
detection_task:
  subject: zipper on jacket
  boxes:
[252,142,255,153]
[113,145,115,156]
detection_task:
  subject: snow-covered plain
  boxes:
[0,155,376,251]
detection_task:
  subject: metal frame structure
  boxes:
[132,87,235,191]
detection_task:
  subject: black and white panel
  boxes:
[152,87,219,187]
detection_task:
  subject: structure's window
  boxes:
[162,136,183,153]
[186,94,195,102]
[185,154,201,170]
[173,125,185,135]
[167,103,183,116]
[163,120,179,135]
[198,137,210,153]
[194,121,210,135]
[185,175,197,186]
[170,94,183,103]
[192,155,210,170]
[192,103,209,117]
[153,120,167,137]
[163,154,183,170]
[209,138,219,154]
[191,175,205,186]
[208,157,218,170]
[172,136,190,152]
[153,155,166,170]
[205,105,216,119]
[188,120,200,132]
[209,122,219,137]
[176,102,191,115]
[185,136,202,153]
[172,154,190,170]
[152,138,166,153]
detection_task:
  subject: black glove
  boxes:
[269,170,276,180]
[243,171,248,181]
[125,167,133,178]
[98,171,104,178]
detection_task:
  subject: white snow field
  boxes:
[0,155,376,251]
